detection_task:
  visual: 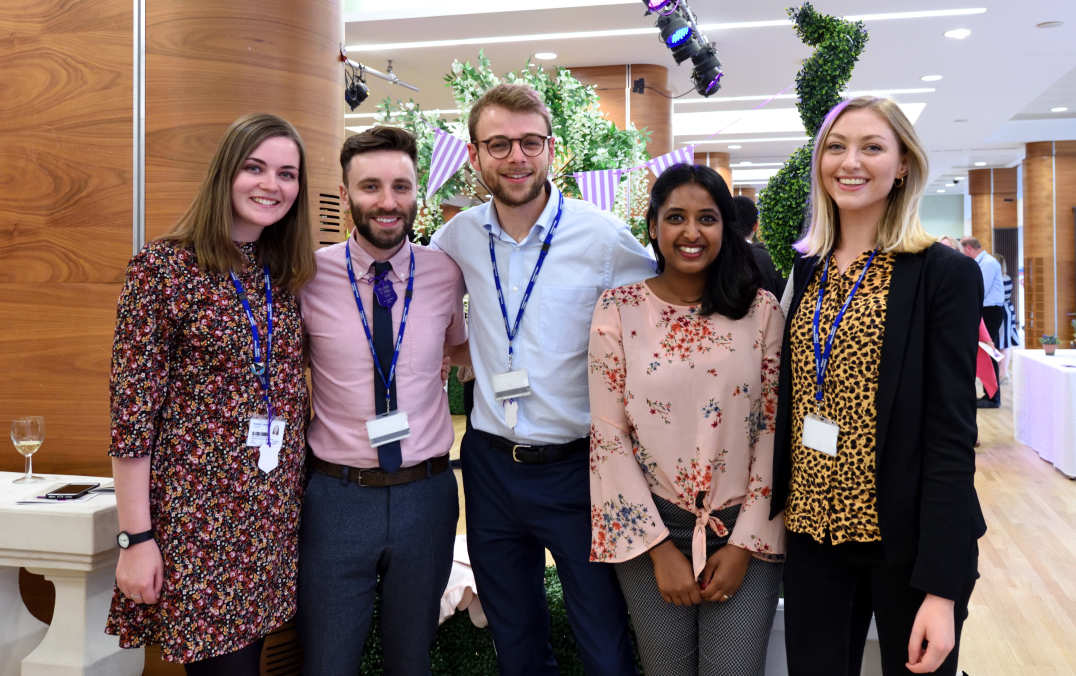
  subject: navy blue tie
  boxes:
[372,261,402,472]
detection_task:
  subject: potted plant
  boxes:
[1040,334,1058,355]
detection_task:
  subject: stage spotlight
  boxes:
[344,61,369,110]
[691,44,724,96]
[643,0,723,96]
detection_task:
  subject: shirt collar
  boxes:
[483,181,561,244]
[975,250,986,264]
[349,233,412,283]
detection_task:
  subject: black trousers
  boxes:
[783,532,975,676]
[981,305,1005,402]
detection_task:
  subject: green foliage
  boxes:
[377,50,652,241]
[358,567,641,674]
[759,3,869,274]
[447,366,464,415]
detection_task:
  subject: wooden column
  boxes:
[569,64,671,160]
[1023,141,1076,345]
[693,151,731,189]
[734,187,758,200]
[969,167,1017,249]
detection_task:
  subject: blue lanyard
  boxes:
[811,250,878,403]
[489,192,564,369]
[229,266,274,430]
[345,239,416,411]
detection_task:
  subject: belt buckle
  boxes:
[355,468,372,487]
[511,444,531,463]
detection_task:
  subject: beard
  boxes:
[351,201,417,252]
[478,159,549,208]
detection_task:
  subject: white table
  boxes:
[0,472,143,675]
[1012,348,1076,478]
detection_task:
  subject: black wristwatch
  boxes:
[117,529,154,549]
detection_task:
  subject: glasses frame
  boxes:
[475,134,553,160]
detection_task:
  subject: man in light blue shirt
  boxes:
[961,237,1004,407]
[432,83,653,675]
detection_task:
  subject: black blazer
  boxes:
[770,243,987,600]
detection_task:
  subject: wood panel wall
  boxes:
[1024,142,1060,344]
[569,64,671,160]
[694,151,732,190]
[1054,141,1076,345]
[968,167,1017,250]
[0,0,133,477]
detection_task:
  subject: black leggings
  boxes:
[184,638,264,676]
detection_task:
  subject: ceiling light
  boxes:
[845,8,987,21]
[937,189,946,193]
[534,52,557,60]
[1051,106,1069,113]
[727,144,742,149]
[737,161,752,165]
[974,161,987,166]
[953,118,968,123]
[1036,21,1064,29]
[921,74,943,82]
[944,28,971,39]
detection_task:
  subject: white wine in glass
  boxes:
[11,416,45,483]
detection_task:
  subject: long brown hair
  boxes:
[161,113,315,293]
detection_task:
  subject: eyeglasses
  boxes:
[476,134,552,159]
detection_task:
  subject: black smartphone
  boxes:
[43,482,101,500]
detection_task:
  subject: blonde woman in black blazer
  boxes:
[770,97,986,676]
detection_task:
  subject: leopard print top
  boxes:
[784,250,893,544]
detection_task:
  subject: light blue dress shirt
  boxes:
[432,184,655,444]
[975,250,1004,307]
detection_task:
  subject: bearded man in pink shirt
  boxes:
[297,126,467,674]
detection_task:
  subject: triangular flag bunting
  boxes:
[573,169,623,212]
[647,144,696,178]
[426,129,469,199]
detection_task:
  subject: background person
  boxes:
[732,194,786,299]
[107,113,316,675]
[959,237,1004,408]
[771,97,986,676]
[588,164,785,675]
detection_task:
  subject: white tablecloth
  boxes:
[1012,349,1076,478]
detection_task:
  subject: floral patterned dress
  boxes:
[105,240,308,663]
[587,282,786,577]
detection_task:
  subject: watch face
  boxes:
[118,532,130,548]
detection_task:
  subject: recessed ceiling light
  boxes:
[1036,21,1064,29]
[944,28,971,39]
[727,144,742,149]
[953,118,968,123]
[974,161,987,166]
[1051,106,1069,113]
[739,161,753,165]
[936,189,946,193]
[921,74,944,82]
[534,52,557,60]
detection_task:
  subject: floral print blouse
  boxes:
[588,281,786,578]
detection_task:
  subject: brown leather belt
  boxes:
[310,455,450,487]
[476,430,588,464]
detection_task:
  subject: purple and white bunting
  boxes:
[646,144,696,178]
[426,128,469,199]
[573,169,623,212]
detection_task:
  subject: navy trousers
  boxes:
[297,467,459,675]
[461,428,636,676]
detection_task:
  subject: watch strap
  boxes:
[118,529,155,548]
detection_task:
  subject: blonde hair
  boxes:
[161,113,315,293]
[796,96,935,256]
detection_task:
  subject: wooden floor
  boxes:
[450,380,1076,674]
[960,382,1076,675]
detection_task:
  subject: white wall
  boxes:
[920,194,965,240]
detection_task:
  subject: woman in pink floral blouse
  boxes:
[587,164,786,675]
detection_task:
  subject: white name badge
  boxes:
[503,399,519,429]
[802,413,839,456]
[492,369,532,401]
[366,410,411,448]
[247,417,286,449]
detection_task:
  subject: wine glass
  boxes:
[11,416,45,483]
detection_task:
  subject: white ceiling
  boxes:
[343,0,1076,194]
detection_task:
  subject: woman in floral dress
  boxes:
[106,113,316,674]
[587,164,785,675]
